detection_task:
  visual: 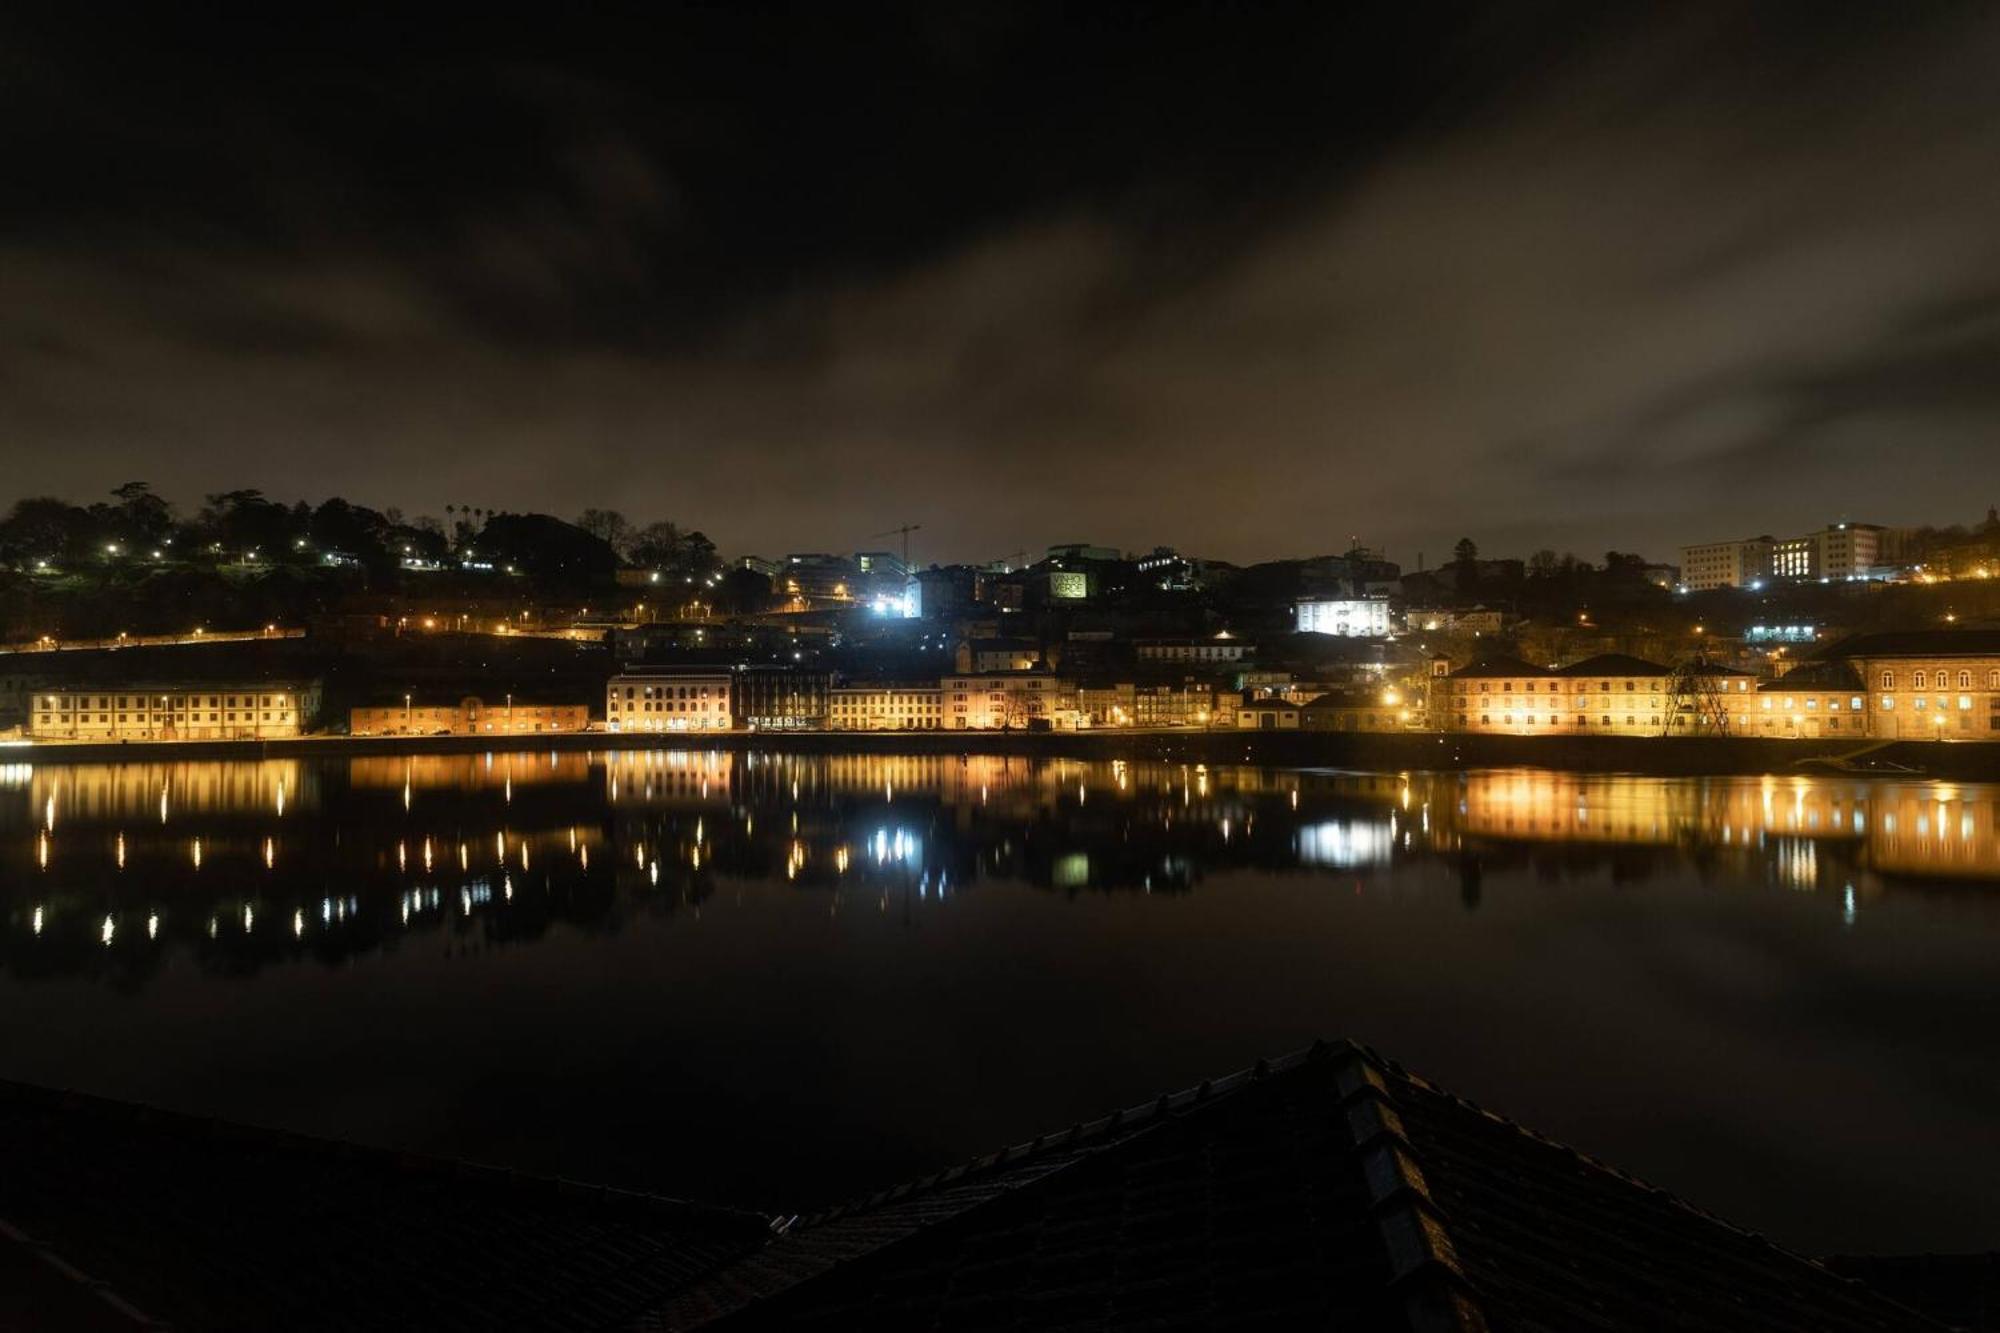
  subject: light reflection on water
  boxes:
[1,750,1998,1254]
[3,753,2000,974]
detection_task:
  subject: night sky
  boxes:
[5,3,1998,565]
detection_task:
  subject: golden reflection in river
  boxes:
[6,754,2000,975]
[1439,769,2000,878]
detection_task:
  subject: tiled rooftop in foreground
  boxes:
[1,1042,1955,1331]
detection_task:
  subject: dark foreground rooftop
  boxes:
[0,1042,1956,1332]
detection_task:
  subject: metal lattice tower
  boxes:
[1662,654,1732,737]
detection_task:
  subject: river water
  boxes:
[2,750,1996,1255]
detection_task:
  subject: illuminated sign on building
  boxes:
[1048,571,1089,600]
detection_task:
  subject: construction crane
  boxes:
[869,524,922,570]
[1661,653,1732,737]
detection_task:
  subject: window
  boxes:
[1880,670,1895,690]
[1881,696,1894,710]
[1958,670,1972,689]
[1913,671,1928,689]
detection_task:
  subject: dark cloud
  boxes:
[1,3,1995,563]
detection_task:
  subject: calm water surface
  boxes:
[3,750,1998,1254]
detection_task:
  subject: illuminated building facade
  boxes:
[1712,662,1866,739]
[1294,597,1392,637]
[605,668,732,732]
[1678,537,1774,591]
[1549,654,1671,735]
[29,682,318,741]
[1299,690,1409,731]
[828,684,943,730]
[1134,636,1250,663]
[733,666,830,730]
[1837,629,2000,740]
[1440,654,1674,735]
[1441,656,1562,734]
[1235,696,1301,729]
[1683,523,1885,590]
[350,697,588,736]
[941,674,1077,729]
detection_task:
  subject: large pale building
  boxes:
[1134,636,1250,664]
[29,681,319,741]
[1295,597,1392,637]
[1833,629,2000,740]
[1683,523,1885,590]
[605,667,732,733]
[941,674,1076,729]
[828,684,943,731]
[1441,654,1672,736]
[350,696,587,737]
[1679,537,1774,591]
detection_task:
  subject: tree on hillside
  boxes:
[480,513,618,585]
[109,482,175,546]
[1452,537,1479,594]
[576,508,633,554]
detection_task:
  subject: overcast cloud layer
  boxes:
[3,3,1998,565]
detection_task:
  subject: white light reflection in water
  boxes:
[1295,820,1394,869]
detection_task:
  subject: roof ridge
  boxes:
[0,1214,165,1329]
[1375,1060,1948,1317]
[1335,1049,1493,1333]
[788,1039,1372,1230]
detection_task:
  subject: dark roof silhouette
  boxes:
[1761,660,1865,691]
[1446,654,1550,679]
[1821,629,2000,660]
[1550,652,1672,677]
[0,1079,769,1332]
[648,1041,1941,1331]
[1827,1253,2000,1332]
[1,1045,1947,1332]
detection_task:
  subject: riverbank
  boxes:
[13,727,2000,777]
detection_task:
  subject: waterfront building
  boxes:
[733,665,830,730]
[1830,628,2000,740]
[605,667,732,732]
[941,673,1077,729]
[28,681,319,741]
[349,697,588,737]
[1549,654,1671,735]
[1234,695,1301,729]
[1299,690,1409,731]
[1133,681,1214,727]
[1721,661,1867,739]
[827,683,943,730]
[1075,683,1135,727]
[1440,655,1560,734]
